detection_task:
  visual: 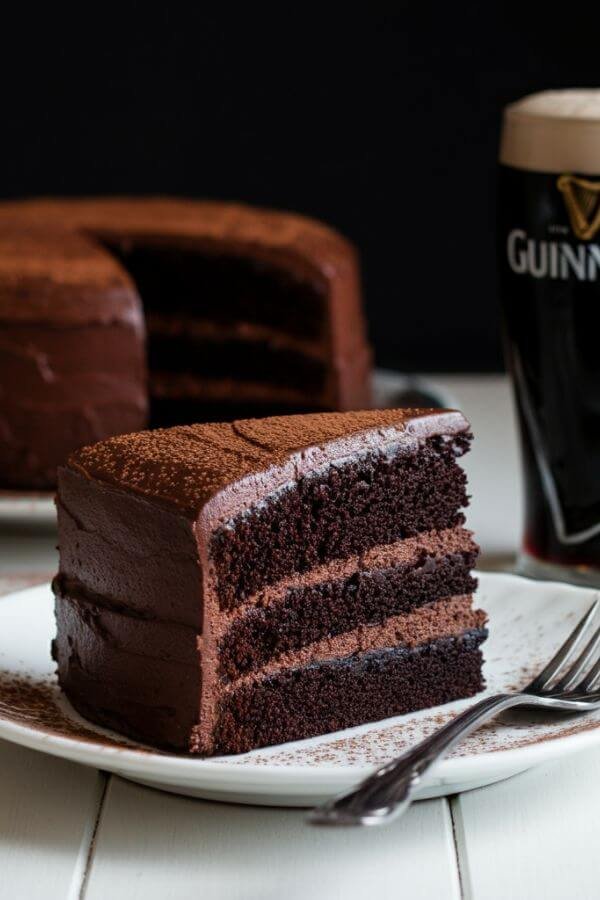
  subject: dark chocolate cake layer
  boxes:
[148,327,328,392]
[106,240,329,338]
[0,198,371,485]
[53,408,486,755]
[210,630,487,756]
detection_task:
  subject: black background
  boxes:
[2,6,599,372]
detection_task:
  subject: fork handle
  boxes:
[309,692,527,826]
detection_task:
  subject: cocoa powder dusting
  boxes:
[0,671,160,753]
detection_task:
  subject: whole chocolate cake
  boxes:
[0,197,371,488]
[52,408,486,755]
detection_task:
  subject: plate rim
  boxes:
[0,488,55,523]
[0,572,599,787]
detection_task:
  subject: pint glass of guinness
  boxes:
[499,90,600,585]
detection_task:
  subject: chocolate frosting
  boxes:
[0,197,358,275]
[67,407,470,520]
[0,227,142,329]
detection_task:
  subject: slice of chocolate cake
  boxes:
[52,409,487,755]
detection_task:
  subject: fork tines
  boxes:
[527,596,600,696]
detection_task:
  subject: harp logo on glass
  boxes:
[557,174,600,241]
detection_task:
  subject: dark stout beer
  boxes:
[499,90,600,585]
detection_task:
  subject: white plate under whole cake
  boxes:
[0,370,454,527]
[0,571,599,807]
[0,489,55,525]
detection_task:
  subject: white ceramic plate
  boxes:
[0,370,454,528]
[0,572,599,807]
[0,489,55,525]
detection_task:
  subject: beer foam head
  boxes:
[500,89,600,174]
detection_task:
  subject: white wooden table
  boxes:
[2,375,599,900]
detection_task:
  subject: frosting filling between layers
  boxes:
[145,315,331,397]
[149,339,329,394]
[146,315,329,358]
[220,594,486,692]
[233,526,477,612]
[215,526,478,679]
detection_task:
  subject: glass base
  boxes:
[517,552,600,589]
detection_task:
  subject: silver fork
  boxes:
[309,596,600,826]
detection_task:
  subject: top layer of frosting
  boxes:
[0,196,357,281]
[0,228,142,328]
[67,408,471,520]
